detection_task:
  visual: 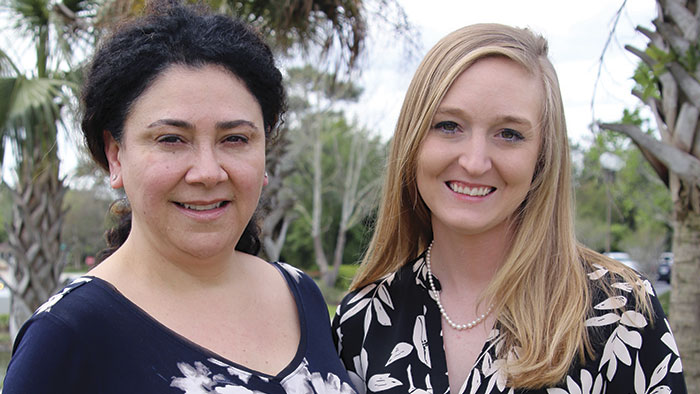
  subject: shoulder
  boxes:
[13,276,113,349]
[273,261,328,312]
[29,276,102,324]
[333,257,423,334]
[585,262,663,335]
[582,265,686,392]
[273,261,318,290]
[4,277,101,392]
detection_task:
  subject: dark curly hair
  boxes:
[83,0,286,260]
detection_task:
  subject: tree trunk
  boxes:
[260,132,297,262]
[326,222,347,288]
[669,206,700,392]
[5,159,66,339]
[311,132,330,282]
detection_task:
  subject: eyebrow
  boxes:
[434,107,533,127]
[147,119,259,130]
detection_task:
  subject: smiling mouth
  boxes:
[175,201,229,211]
[447,183,495,197]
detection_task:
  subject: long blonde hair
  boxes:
[351,24,651,388]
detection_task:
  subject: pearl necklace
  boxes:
[425,240,493,330]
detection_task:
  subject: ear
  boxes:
[263,171,269,187]
[104,131,124,189]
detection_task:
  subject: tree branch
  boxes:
[667,62,700,108]
[661,0,698,41]
[653,20,690,54]
[632,89,672,143]
[659,71,679,132]
[600,122,700,185]
[625,44,656,67]
[674,102,699,153]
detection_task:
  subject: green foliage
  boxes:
[632,61,660,101]
[336,263,361,291]
[633,41,700,101]
[575,111,672,271]
[658,291,670,317]
[278,65,385,275]
[327,303,337,319]
[282,113,384,270]
[314,278,347,307]
[681,42,700,72]
[0,185,12,243]
[61,188,111,269]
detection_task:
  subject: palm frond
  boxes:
[8,0,51,37]
[0,49,22,77]
[1,76,76,164]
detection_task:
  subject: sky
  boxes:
[2,0,658,182]
[347,0,657,145]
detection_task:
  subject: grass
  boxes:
[335,264,360,292]
[0,314,10,348]
[313,264,361,319]
[658,291,670,317]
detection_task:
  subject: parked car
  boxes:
[657,252,673,283]
[604,252,642,272]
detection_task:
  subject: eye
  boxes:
[223,134,249,144]
[433,121,460,134]
[497,128,524,141]
[157,134,184,144]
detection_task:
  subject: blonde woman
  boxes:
[332,24,686,393]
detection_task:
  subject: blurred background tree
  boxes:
[0,0,97,338]
[271,65,385,289]
[600,0,700,388]
[575,109,672,276]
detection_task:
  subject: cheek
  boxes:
[415,141,440,178]
[226,154,266,187]
[415,149,432,193]
[123,159,180,204]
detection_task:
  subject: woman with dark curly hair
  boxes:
[3,2,356,393]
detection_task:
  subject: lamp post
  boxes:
[599,152,624,253]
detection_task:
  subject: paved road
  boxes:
[654,280,671,296]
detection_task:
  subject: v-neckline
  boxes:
[86,262,308,380]
[418,257,501,394]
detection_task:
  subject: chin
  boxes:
[176,240,237,261]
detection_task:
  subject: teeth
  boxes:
[181,202,225,211]
[449,183,493,197]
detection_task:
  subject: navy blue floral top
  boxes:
[332,254,687,394]
[4,262,356,394]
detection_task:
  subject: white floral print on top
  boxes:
[332,256,687,394]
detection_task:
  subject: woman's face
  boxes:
[105,64,266,261]
[416,56,542,239]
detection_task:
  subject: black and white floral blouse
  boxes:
[332,254,687,394]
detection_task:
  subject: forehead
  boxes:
[126,64,262,124]
[438,56,543,119]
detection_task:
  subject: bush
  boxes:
[658,291,670,317]
[335,264,360,290]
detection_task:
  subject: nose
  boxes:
[457,134,492,176]
[184,145,228,187]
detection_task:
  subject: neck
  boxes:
[93,228,248,294]
[428,221,513,294]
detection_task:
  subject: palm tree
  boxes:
[600,0,700,389]
[0,0,95,338]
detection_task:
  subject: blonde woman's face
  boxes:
[416,57,542,238]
